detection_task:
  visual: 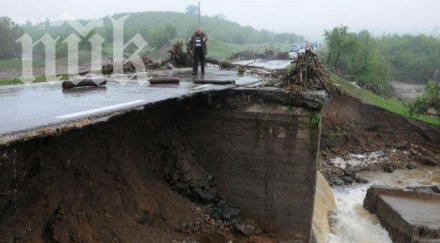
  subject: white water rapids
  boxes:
[321,166,440,243]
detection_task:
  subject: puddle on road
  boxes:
[327,166,440,243]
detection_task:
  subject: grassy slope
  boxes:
[0,59,45,69]
[0,75,69,86]
[136,38,290,60]
[330,73,440,126]
[207,40,290,59]
[0,59,44,85]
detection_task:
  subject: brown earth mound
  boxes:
[320,88,440,185]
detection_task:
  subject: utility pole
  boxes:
[198,1,201,26]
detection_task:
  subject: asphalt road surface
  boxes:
[0,67,263,136]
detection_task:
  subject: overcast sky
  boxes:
[2,0,440,39]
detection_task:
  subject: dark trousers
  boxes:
[193,48,205,74]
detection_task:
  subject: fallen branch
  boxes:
[194,79,235,85]
[148,77,180,84]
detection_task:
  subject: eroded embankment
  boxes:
[0,96,220,242]
[320,88,440,186]
[0,88,324,242]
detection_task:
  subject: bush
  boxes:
[409,81,440,116]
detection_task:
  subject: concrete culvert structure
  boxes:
[0,88,326,242]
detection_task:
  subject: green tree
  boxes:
[353,30,390,92]
[379,34,440,83]
[0,17,24,59]
[323,26,391,94]
[324,26,358,68]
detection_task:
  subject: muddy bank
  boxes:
[319,89,440,185]
[0,88,325,242]
[0,97,224,242]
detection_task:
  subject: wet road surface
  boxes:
[0,67,262,136]
[233,59,291,69]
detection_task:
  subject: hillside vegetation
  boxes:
[17,11,303,59]
[0,17,24,59]
[321,26,440,95]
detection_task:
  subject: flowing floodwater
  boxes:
[328,184,393,243]
[327,166,440,243]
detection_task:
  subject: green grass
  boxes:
[207,39,290,59]
[331,73,440,126]
[0,59,44,70]
[124,38,291,61]
[0,50,89,86]
[169,38,290,60]
[0,75,69,86]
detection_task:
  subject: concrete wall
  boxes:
[182,90,322,242]
[364,186,440,243]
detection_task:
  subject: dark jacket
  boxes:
[189,32,208,56]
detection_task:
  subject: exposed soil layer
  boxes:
[0,91,287,243]
[320,88,440,185]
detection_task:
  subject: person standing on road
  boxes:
[189,27,208,75]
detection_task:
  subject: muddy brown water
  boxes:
[391,81,425,100]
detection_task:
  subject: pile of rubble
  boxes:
[228,49,290,60]
[159,139,243,221]
[101,56,171,75]
[167,41,235,69]
[168,41,192,68]
[159,139,266,238]
[321,140,440,186]
[283,50,329,91]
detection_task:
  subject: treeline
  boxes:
[380,34,440,83]
[322,26,440,94]
[0,17,24,59]
[20,11,303,54]
[323,26,391,93]
[111,11,303,45]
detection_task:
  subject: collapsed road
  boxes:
[0,67,261,137]
[0,60,330,242]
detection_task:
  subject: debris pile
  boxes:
[167,41,235,69]
[101,56,170,75]
[228,49,290,60]
[283,50,329,91]
[168,41,192,68]
[160,139,242,222]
